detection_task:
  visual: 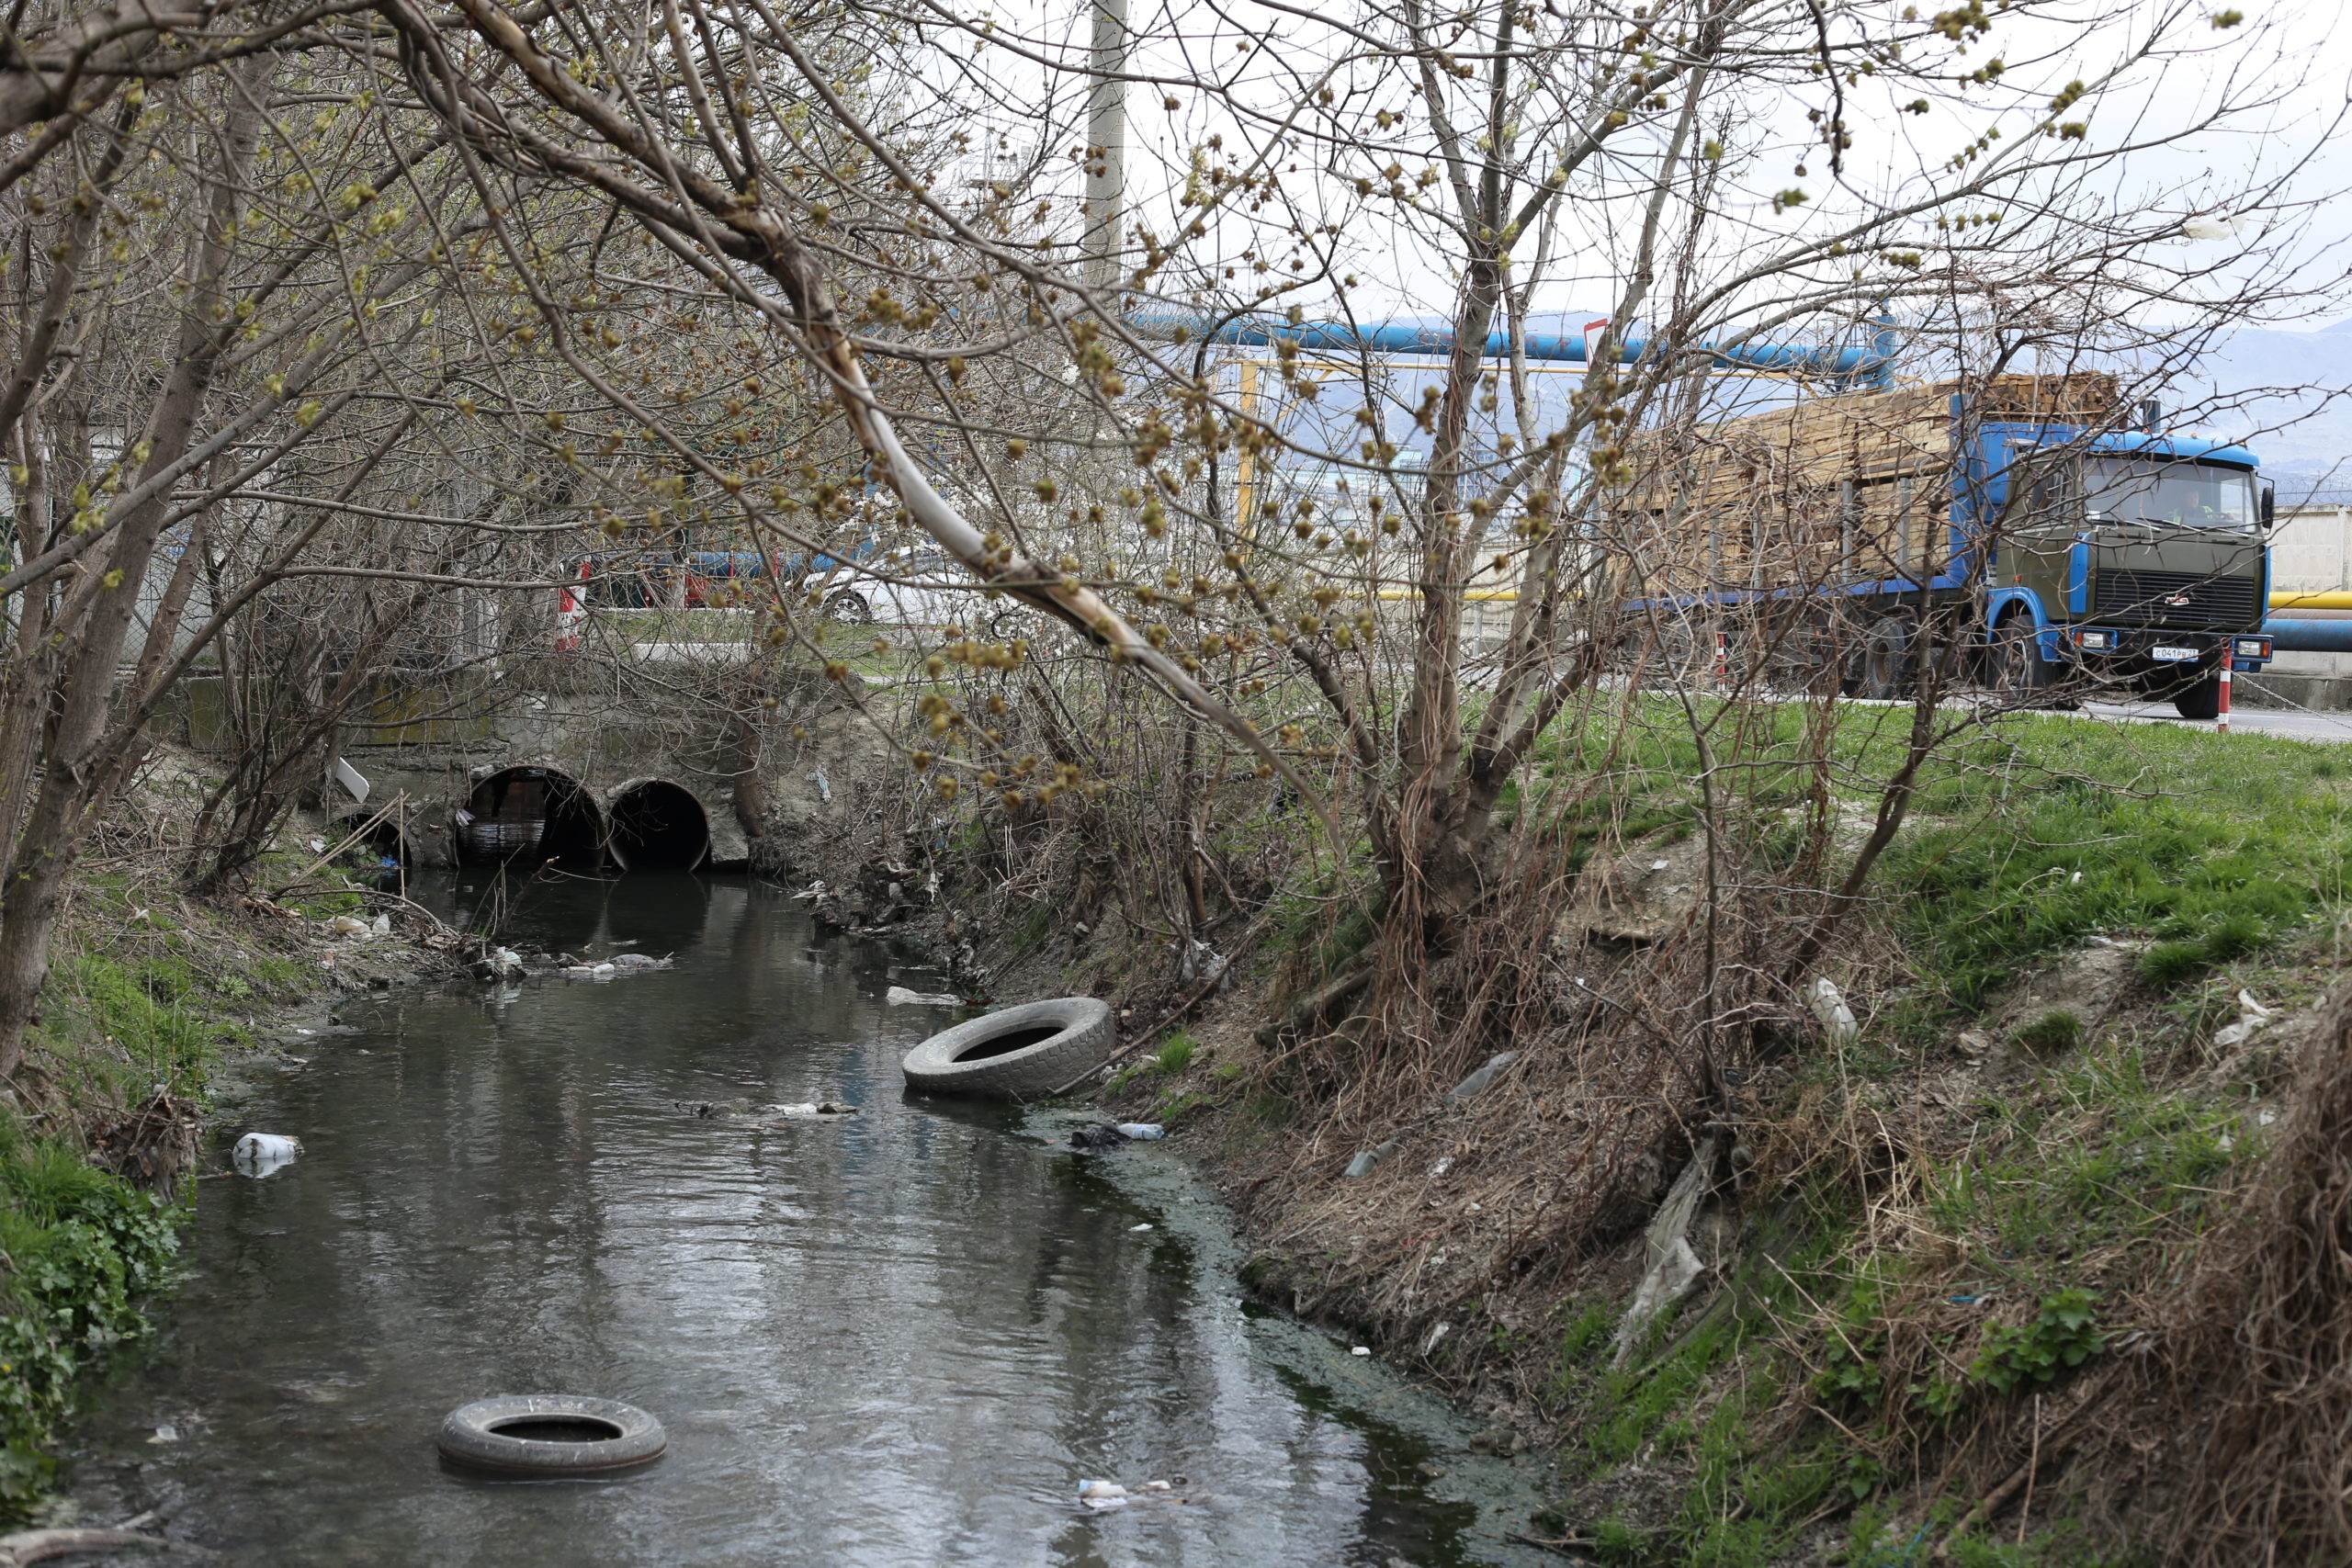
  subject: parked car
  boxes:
[797,547,978,628]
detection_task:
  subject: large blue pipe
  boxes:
[2267,616,2352,653]
[1130,310,1899,389]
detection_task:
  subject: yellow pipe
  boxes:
[2272,589,2352,610]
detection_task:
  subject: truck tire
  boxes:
[1860,617,1913,699]
[901,998,1114,1099]
[1990,615,2054,699]
[2171,671,2223,721]
[437,1395,665,1477]
[823,590,874,625]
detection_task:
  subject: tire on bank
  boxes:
[437,1395,666,1478]
[900,998,1114,1099]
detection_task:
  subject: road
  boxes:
[2073,694,2352,744]
[614,630,2352,740]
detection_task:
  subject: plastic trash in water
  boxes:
[1077,1480,1128,1510]
[885,985,959,1007]
[1351,1346,1372,1357]
[1129,1223,1153,1233]
[232,1133,301,1178]
[1114,1123,1165,1141]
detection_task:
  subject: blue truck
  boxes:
[1624,373,2275,718]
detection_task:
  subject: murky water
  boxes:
[65,874,1554,1564]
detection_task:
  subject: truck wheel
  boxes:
[1990,615,2054,699]
[822,590,873,625]
[1860,618,1913,699]
[2171,672,2223,721]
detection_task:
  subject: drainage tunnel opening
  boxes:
[459,766,605,869]
[607,779,710,873]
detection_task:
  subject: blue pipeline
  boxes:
[2267,617,2352,653]
[1130,311,1898,388]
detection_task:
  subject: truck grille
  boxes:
[2089,570,2260,629]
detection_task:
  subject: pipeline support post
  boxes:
[1082,0,1128,294]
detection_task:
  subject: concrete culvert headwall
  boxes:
[606,778,710,872]
[459,765,605,869]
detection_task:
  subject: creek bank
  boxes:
[1057,922,2338,1565]
[0,750,463,1523]
[735,686,2352,1562]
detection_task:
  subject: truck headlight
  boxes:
[2233,636,2271,660]
[2075,629,2114,651]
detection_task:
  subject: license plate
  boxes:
[2150,645,2199,663]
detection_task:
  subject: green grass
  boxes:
[1922,1043,2241,1262]
[1514,702,2330,1561]
[1152,1032,1197,1074]
[1533,694,2346,1023]
[0,1125,183,1517]
[1878,716,2347,1015]
[2013,1008,2083,1055]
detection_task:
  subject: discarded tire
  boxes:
[436,1395,665,1478]
[901,997,1114,1099]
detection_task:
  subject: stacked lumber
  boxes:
[1611,373,2120,597]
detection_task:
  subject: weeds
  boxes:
[1971,1289,2105,1394]
[0,1128,184,1517]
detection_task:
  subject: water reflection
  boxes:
[65,876,1550,1565]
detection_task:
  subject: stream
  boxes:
[62,873,1556,1564]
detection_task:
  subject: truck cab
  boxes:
[1980,428,2274,718]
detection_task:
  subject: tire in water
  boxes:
[437,1395,666,1478]
[901,998,1114,1099]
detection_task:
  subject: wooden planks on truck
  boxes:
[1610,372,2120,600]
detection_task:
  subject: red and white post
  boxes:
[554,558,589,653]
[2217,640,2233,734]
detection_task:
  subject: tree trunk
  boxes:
[0,60,273,1082]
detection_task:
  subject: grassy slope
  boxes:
[0,833,392,1517]
[1544,713,2346,1565]
[1112,704,2350,1566]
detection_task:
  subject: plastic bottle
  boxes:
[233,1133,302,1175]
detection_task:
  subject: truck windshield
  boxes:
[2083,457,2256,530]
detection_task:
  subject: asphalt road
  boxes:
[2073,694,2352,744]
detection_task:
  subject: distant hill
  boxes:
[2171,318,2352,504]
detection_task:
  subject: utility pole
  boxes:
[1082,0,1128,294]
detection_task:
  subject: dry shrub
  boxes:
[2153,981,2352,1565]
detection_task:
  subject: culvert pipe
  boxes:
[605,777,711,873]
[458,765,605,869]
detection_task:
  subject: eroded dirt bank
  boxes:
[768,687,2352,1566]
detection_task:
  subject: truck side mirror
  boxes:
[2260,479,2276,529]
